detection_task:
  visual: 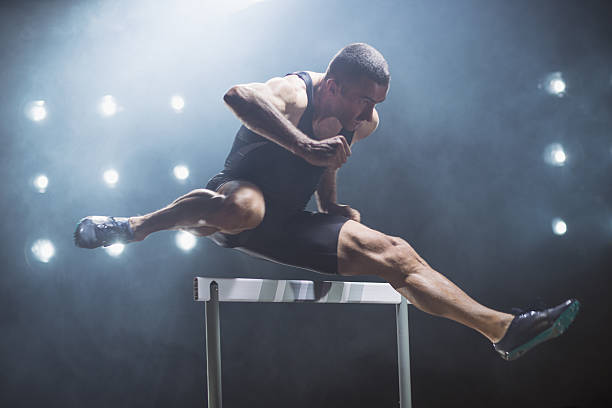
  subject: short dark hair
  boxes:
[325,43,390,86]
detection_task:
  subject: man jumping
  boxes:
[74,43,579,361]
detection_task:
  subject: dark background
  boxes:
[1,0,611,407]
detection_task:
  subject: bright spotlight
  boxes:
[543,143,567,166]
[176,231,197,251]
[31,239,55,263]
[100,95,118,117]
[103,169,119,186]
[552,218,567,236]
[26,100,47,122]
[105,243,125,257]
[540,72,566,97]
[173,164,190,180]
[550,78,566,94]
[553,149,566,164]
[171,95,185,112]
[33,174,49,193]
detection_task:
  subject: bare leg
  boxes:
[129,181,266,241]
[337,220,513,343]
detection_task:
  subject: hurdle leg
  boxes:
[205,281,222,408]
[396,297,412,408]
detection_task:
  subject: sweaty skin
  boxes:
[223,71,514,343]
[128,70,514,344]
[128,71,378,237]
[223,71,383,221]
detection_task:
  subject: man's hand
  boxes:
[325,202,361,223]
[298,135,351,169]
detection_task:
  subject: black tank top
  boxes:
[218,71,354,215]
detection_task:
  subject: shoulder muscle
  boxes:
[235,75,308,125]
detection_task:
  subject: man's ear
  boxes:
[327,78,340,96]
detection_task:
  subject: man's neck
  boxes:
[311,72,334,123]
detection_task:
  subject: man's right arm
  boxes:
[223,76,311,156]
[223,76,351,169]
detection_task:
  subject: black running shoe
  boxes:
[74,216,135,249]
[493,299,580,361]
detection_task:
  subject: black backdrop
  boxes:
[1,1,611,407]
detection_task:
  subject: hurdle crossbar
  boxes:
[194,277,412,408]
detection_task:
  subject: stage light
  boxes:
[550,78,566,94]
[33,174,49,193]
[552,218,567,235]
[176,230,197,251]
[100,95,118,117]
[105,243,125,257]
[171,95,185,112]
[103,169,119,186]
[553,149,566,164]
[173,164,190,180]
[26,100,47,122]
[543,143,567,166]
[31,239,55,263]
[540,72,566,97]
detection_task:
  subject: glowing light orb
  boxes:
[103,169,119,186]
[31,239,55,263]
[100,95,118,116]
[541,72,566,97]
[544,143,567,166]
[552,218,567,235]
[173,164,190,180]
[33,174,49,193]
[105,243,125,257]
[176,231,197,251]
[552,149,566,164]
[550,78,566,94]
[26,100,47,122]
[171,95,185,112]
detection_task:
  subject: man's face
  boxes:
[332,75,388,131]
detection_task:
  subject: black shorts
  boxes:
[205,175,350,275]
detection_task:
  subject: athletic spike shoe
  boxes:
[493,299,580,361]
[74,216,135,249]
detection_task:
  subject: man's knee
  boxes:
[216,185,265,233]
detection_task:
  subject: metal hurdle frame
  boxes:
[194,277,412,408]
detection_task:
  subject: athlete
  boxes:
[74,43,579,361]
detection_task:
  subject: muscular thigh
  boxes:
[337,220,428,285]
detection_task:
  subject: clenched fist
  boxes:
[299,135,352,169]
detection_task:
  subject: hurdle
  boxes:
[194,277,412,408]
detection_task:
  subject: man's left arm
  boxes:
[315,110,380,223]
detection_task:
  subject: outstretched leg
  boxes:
[129,180,266,241]
[337,220,580,360]
[74,180,266,248]
[338,220,512,343]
